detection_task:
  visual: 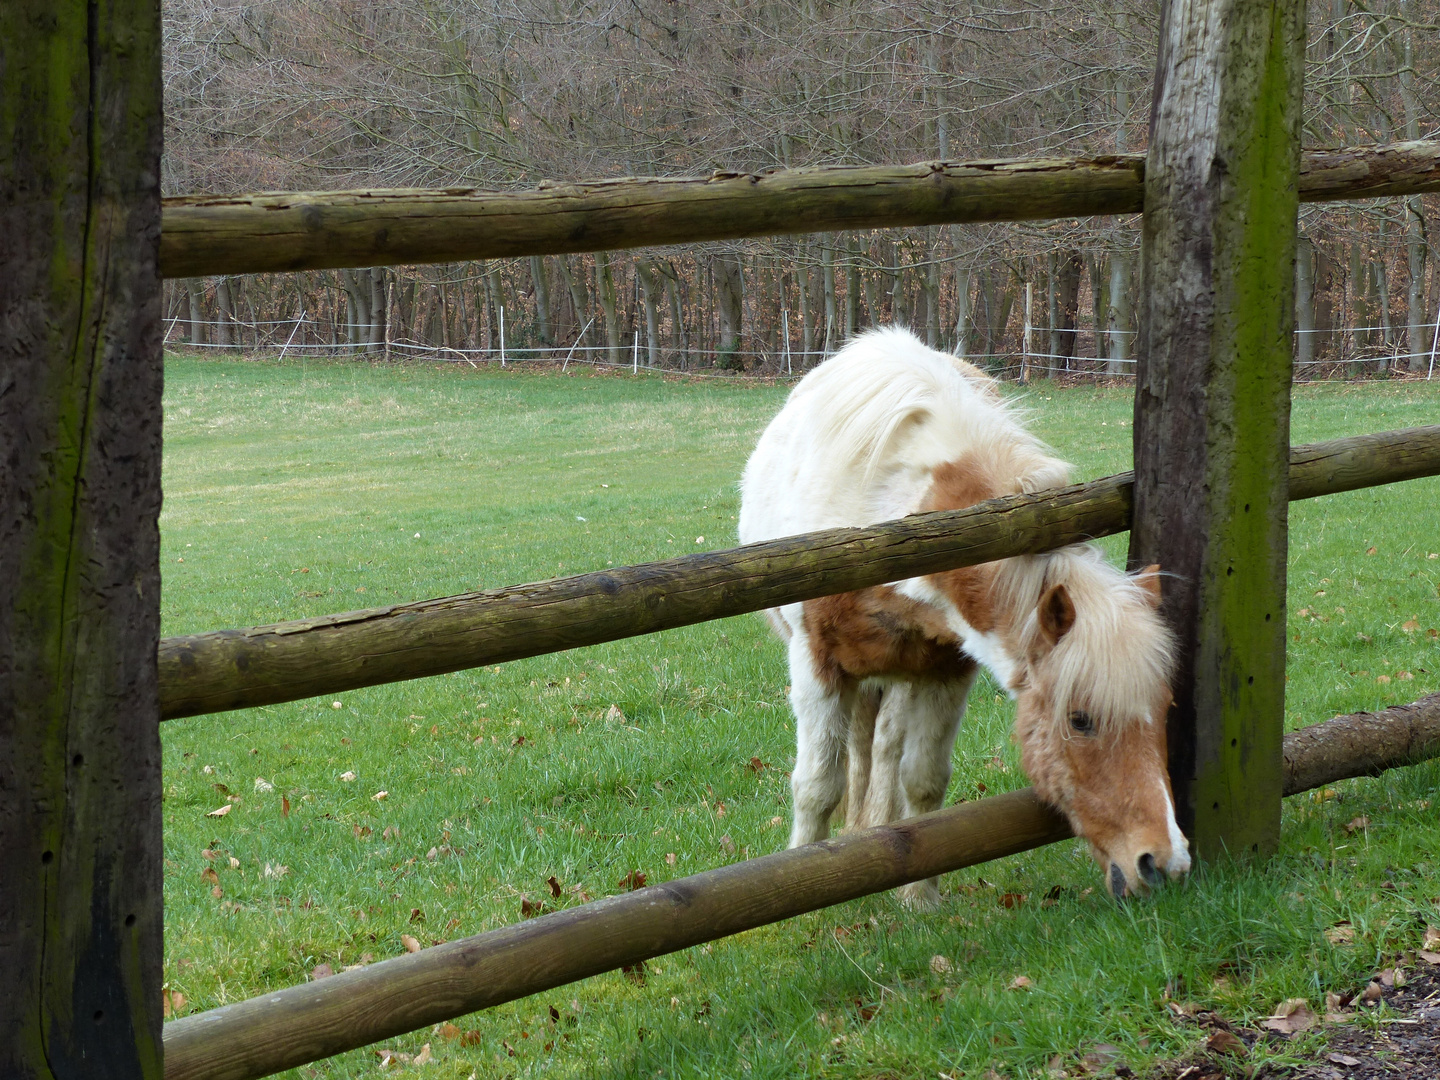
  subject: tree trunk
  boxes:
[821,240,838,354]
[185,277,207,346]
[369,267,388,349]
[1129,0,1304,862]
[340,269,371,350]
[1049,251,1082,365]
[635,257,662,367]
[596,251,621,364]
[662,261,687,367]
[0,0,164,1072]
[796,242,815,358]
[556,254,590,349]
[714,251,745,369]
[1294,235,1315,369]
[1106,250,1132,374]
[844,239,860,339]
[529,256,552,347]
[954,266,971,359]
[214,276,235,349]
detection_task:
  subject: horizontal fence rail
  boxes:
[159,142,1440,277]
[161,692,1440,1080]
[158,426,1440,720]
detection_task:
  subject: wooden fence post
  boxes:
[0,0,165,1075]
[1130,0,1305,860]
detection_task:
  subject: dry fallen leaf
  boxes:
[1360,981,1384,1004]
[999,892,1027,909]
[930,954,953,975]
[1261,998,1316,1034]
[210,885,223,899]
[311,963,334,980]
[1007,975,1032,991]
[520,897,543,918]
[665,852,677,866]
[1424,926,1440,949]
[339,771,356,782]
[205,804,232,818]
[228,856,239,869]
[200,867,219,886]
[1402,618,1421,633]
[1328,1053,1362,1067]
[1206,1030,1247,1056]
[253,777,274,793]
[1342,816,1370,835]
[618,870,647,891]
[281,796,290,818]
[412,1043,432,1065]
[1324,922,1355,945]
[371,790,388,801]
[718,834,736,855]
[400,934,422,954]
[437,1022,461,1040]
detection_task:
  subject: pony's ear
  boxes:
[1037,583,1076,645]
[1135,563,1163,609]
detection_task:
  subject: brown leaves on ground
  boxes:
[621,960,646,985]
[520,896,545,918]
[1008,975,1033,991]
[930,954,953,975]
[618,870,647,891]
[1324,921,1355,945]
[161,986,188,1018]
[310,963,335,980]
[400,933,421,954]
[1205,1029,1247,1056]
[1342,815,1370,835]
[1261,998,1317,1034]
[205,804,232,818]
[747,757,768,773]
[999,892,1027,909]
[1421,925,1440,965]
[546,875,563,898]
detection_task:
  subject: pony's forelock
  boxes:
[1006,547,1177,734]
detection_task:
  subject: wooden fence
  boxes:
[9,1,1440,1076]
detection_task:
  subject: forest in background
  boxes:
[161,0,1440,376]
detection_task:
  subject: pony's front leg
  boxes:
[787,632,855,848]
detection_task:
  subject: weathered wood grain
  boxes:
[157,427,1440,720]
[161,695,1440,1080]
[157,142,1440,278]
[0,0,165,1074]
[1129,0,1305,862]
[1283,693,1440,796]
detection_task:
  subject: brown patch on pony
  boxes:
[920,457,1002,515]
[803,587,976,687]
[917,455,1008,634]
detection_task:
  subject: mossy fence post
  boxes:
[1130,0,1306,860]
[0,1,165,1075]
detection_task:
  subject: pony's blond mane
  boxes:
[739,328,1072,541]
[999,547,1178,733]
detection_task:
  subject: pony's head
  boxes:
[1008,557,1189,899]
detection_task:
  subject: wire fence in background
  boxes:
[164,312,1440,383]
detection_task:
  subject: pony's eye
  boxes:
[1068,710,1096,735]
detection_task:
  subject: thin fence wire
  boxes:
[163,312,1440,383]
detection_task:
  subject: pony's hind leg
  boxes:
[844,684,881,830]
[895,674,977,910]
[787,632,855,848]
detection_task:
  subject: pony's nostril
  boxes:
[1138,852,1164,887]
[1109,862,1126,899]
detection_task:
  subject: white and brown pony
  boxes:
[738,327,1189,906]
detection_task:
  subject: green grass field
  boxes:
[159,354,1440,1079]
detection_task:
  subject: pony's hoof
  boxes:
[898,880,942,911]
